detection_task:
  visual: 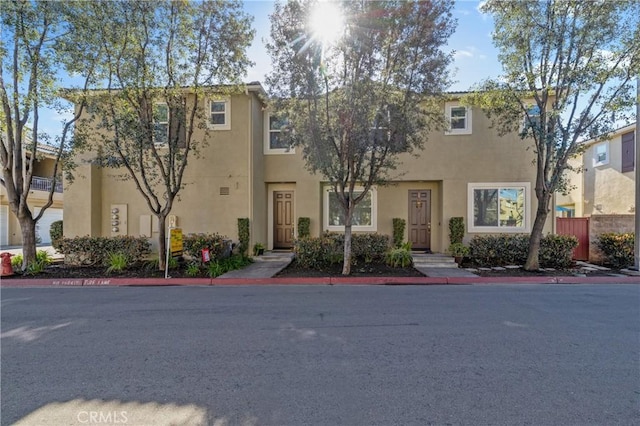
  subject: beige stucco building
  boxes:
[64,84,552,254]
[0,145,64,247]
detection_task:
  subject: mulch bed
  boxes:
[275,260,425,278]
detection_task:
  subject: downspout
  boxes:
[247,89,254,251]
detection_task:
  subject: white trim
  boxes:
[593,141,609,167]
[445,102,472,135]
[467,182,531,233]
[263,110,294,155]
[207,98,231,130]
[0,205,9,246]
[323,186,377,232]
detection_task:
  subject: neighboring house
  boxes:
[556,122,636,217]
[555,122,636,262]
[0,143,64,247]
[63,84,551,254]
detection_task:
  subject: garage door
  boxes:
[35,208,63,244]
[0,205,8,247]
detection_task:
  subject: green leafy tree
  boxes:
[73,0,254,270]
[266,0,455,274]
[468,0,640,270]
[0,1,98,270]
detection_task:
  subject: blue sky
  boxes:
[242,0,500,90]
[42,0,501,137]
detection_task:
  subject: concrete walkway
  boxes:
[412,252,478,278]
[217,251,294,279]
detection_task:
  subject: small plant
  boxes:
[385,244,413,268]
[36,250,53,266]
[253,242,265,256]
[145,255,179,271]
[185,261,202,277]
[106,252,129,274]
[392,218,406,248]
[11,254,23,269]
[26,260,46,275]
[448,242,470,258]
[297,217,311,239]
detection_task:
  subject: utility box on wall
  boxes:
[110,204,128,236]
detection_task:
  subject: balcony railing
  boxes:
[31,176,63,193]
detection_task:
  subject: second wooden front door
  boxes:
[274,191,294,249]
[408,190,431,250]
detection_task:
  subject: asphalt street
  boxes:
[2,284,639,425]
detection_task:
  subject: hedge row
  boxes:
[469,234,578,269]
[294,232,391,268]
[596,233,634,269]
[60,236,151,266]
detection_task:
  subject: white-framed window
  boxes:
[468,182,530,233]
[445,102,472,135]
[593,142,609,167]
[207,98,231,130]
[264,111,294,154]
[323,186,377,232]
[153,103,169,145]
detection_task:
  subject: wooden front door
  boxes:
[274,191,294,249]
[408,190,431,250]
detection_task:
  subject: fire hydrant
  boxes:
[1,253,14,277]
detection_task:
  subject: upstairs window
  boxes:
[593,142,609,167]
[264,111,294,154]
[153,103,169,145]
[208,98,231,130]
[522,104,541,134]
[445,102,472,135]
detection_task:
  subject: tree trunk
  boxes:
[18,216,37,271]
[157,214,167,271]
[524,194,551,271]
[342,223,352,275]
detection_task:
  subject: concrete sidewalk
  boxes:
[217,251,294,279]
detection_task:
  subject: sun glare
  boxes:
[309,1,345,45]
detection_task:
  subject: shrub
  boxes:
[294,232,391,267]
[297,217,311,239]
[60,236,150,266]
[183,233,231,261]
[596,233,634,268]
[447,242,469,258]
[50,220,63,251]
[386,243,413,268]
[392,218,406,248]
[237,218,250,257]
[23,250,52,275]
[469,234,577,269]
[540,234,578,269]
[449,217,464,244]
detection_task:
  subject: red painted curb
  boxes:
[213,277,332,285]
[1,276,639,287]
